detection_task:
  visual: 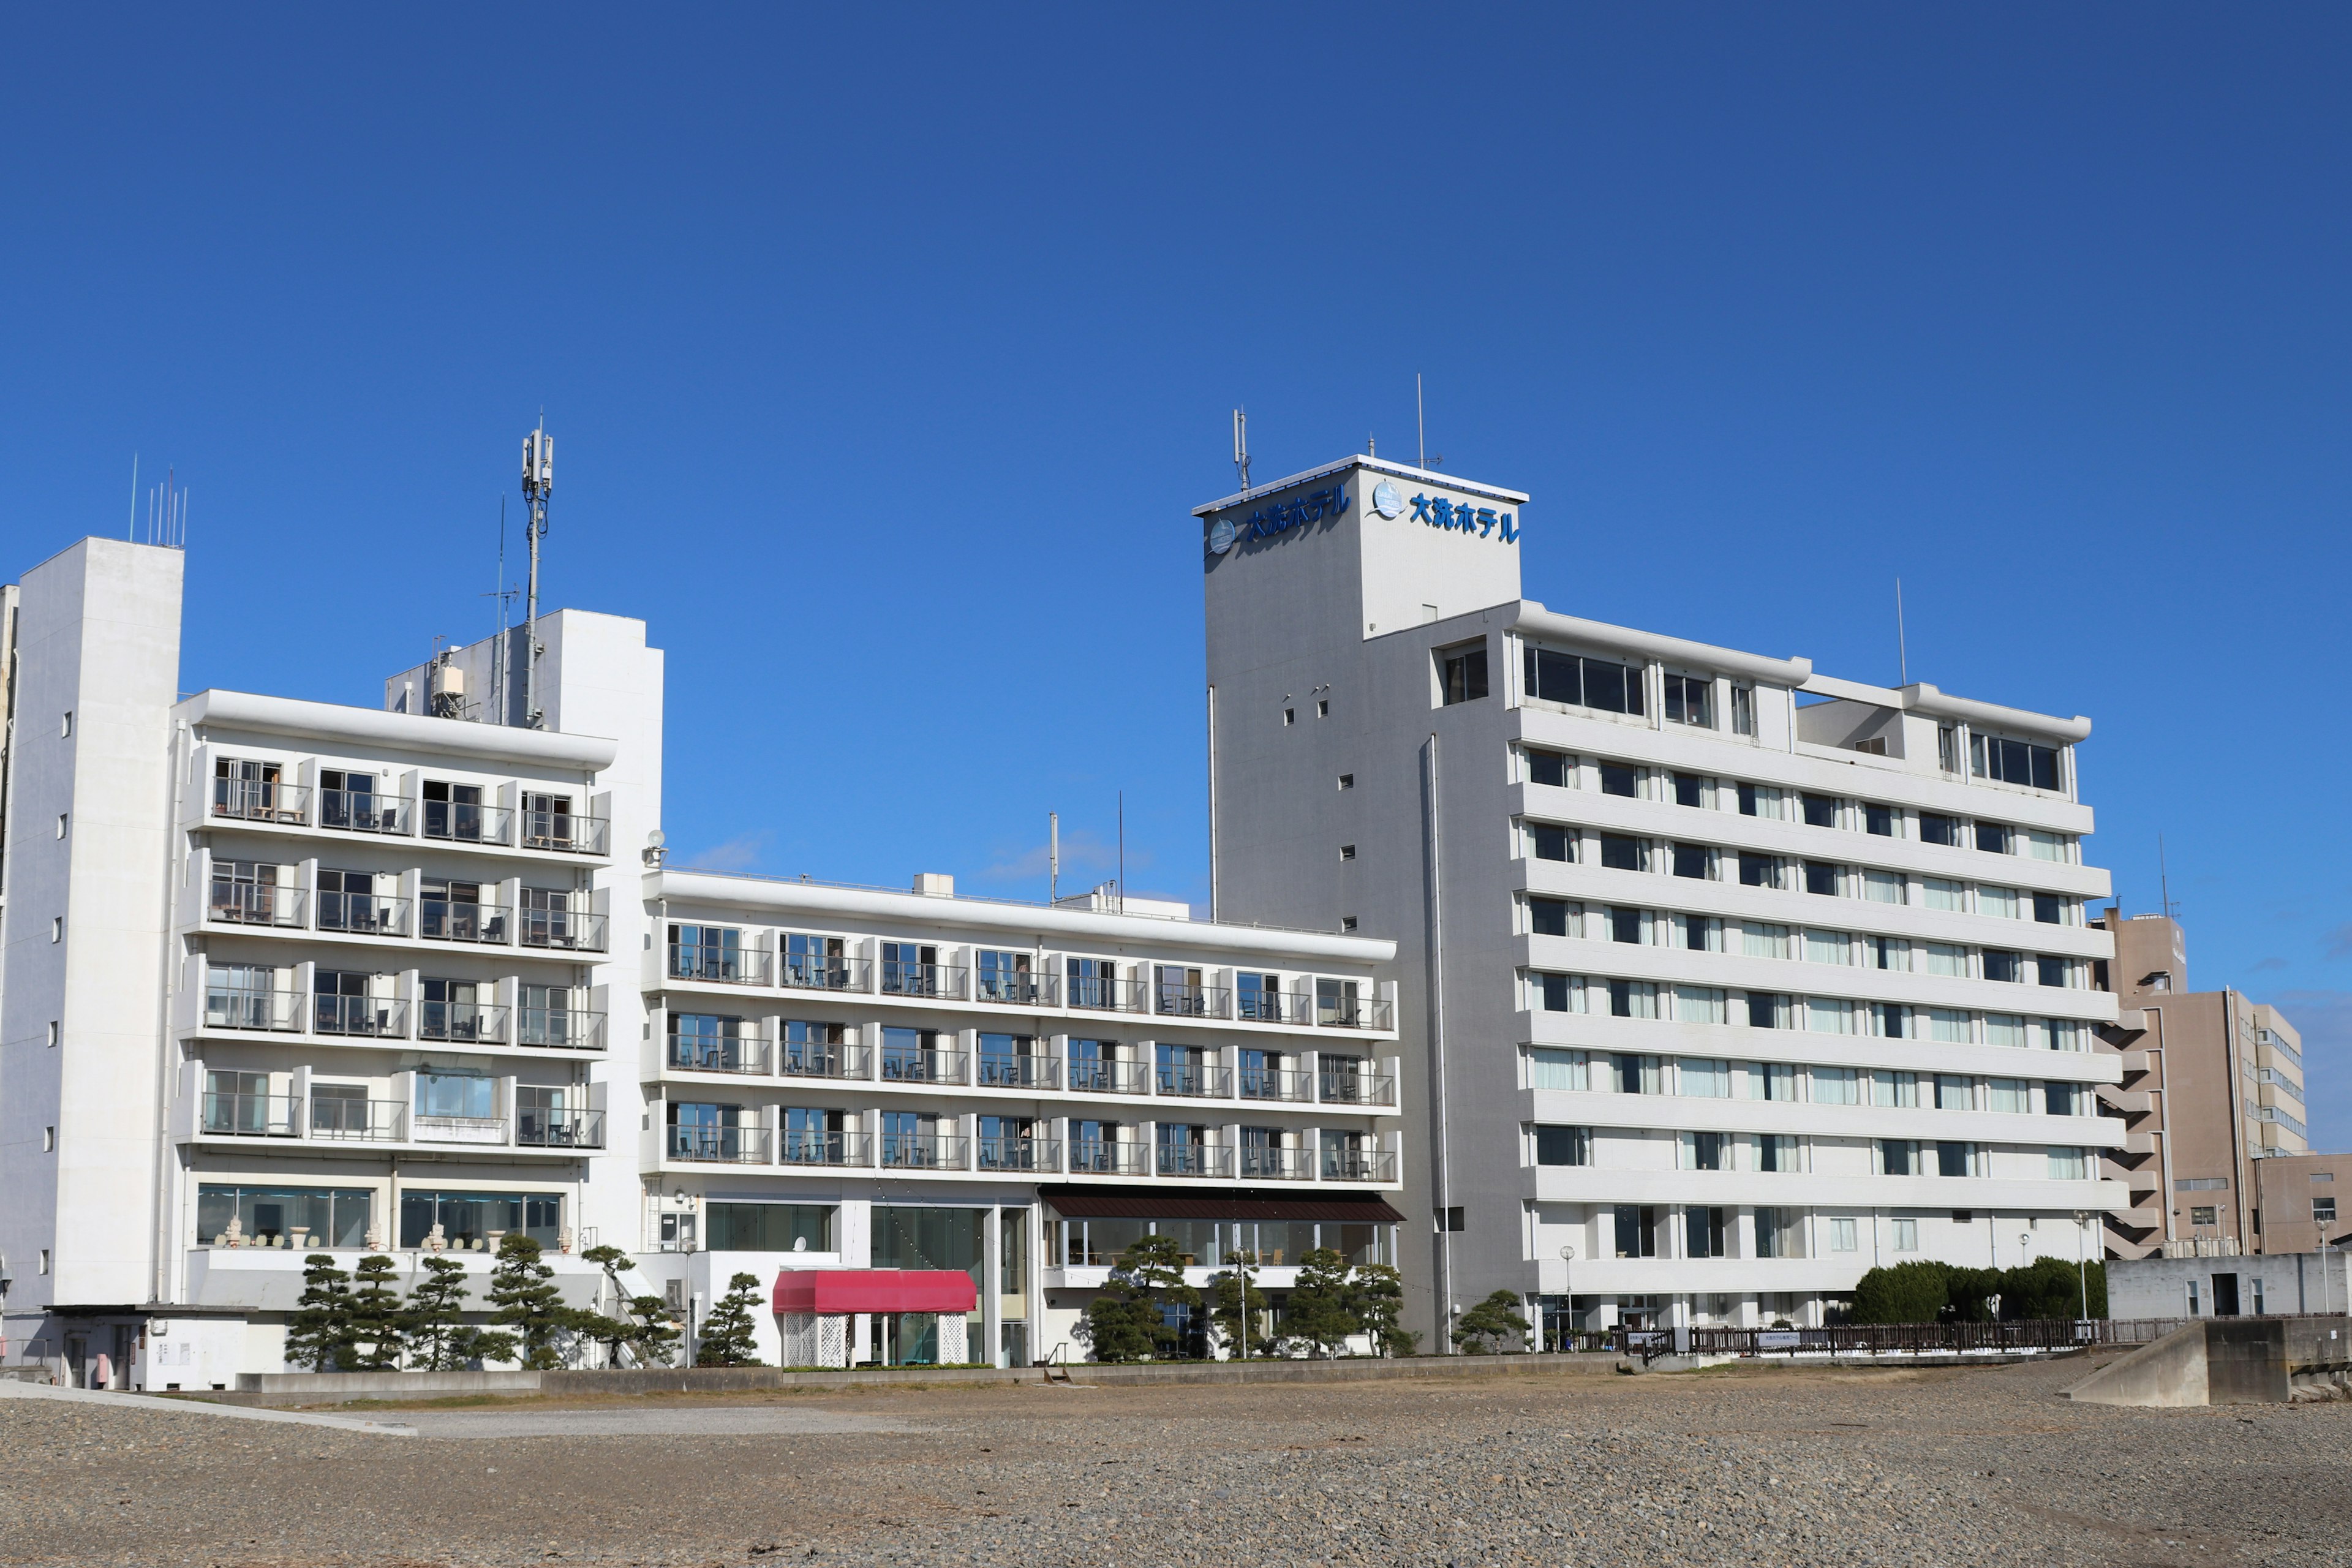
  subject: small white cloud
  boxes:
[684,831,772,873]
[978,829,1132,883]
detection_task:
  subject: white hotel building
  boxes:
[0,536,1400,1388]
[1196,456,2130,1344]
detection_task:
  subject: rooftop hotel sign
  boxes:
[1205,470,1519,557]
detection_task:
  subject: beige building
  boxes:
[2253,1152,2352,1257]
[2091,912,2307,1259]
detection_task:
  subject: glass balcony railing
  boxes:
[209,881,305,928]
[315,891,407,937]
[779,1041,865,1079]
[521,908,608,952]
[1155,1063,1231,1099]
[419,1001,509,1046]
[781,1129,869,1167]
[519,1006,605,1050]
[1066,976,1147,1013]
[1317,994,1393,1030]
[669,943,772,985]
[1321,1148,1398,1182]
[307,1097,403,1142]
[203,989,305,1032]
[1155,1143,1234,1178]
[1154,984,1229,1019]
[1237,1066,1311,1102]
[313,994,408,1038]
[1065,1058,1149,1095]
[669,1034,771,1075]
[977,1054,1058,1090]
[318,789,410,835]
[1316,1068,1398,1107]
[880,1133,968,1170]
[881,1049,967,1085]
[421,899,508,944]
[422,801,511,845]
[1237,989,1311,1025]
[668,1125,771,1164]
[978,1136,1059,1172]
[521,810,609,856]
[518,1107,606,1149]
[200,1092,299,1138]
[1068,1140,1147,1175]
[976,970,1058,1006]
[211,778,308,824]
[1239,1145,1310,1180]
[881,961,964,999]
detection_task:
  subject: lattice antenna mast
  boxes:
[519,422,554,729]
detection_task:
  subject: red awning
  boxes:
[771,1268,977,1316]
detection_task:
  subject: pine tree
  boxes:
[1079,1234,1199,1362]
[1345,1263,1415,1357]
[283,1254,355,1372]
[484,1233,571,1370]
[401,1255,483,1371]
[579,1244,679,1368]
[1452,1289,1531,1354]
[1208,1251,1275,1359]
[695,1272,764,1366]
[345,1254,407,1370]
[1281,1247,1362,1358]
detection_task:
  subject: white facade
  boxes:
[1197,456,2132,1344]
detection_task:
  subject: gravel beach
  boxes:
[4,1354,2346,1568]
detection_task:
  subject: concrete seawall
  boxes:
[2065,1316,2352,1406]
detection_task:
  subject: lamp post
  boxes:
[1559,1245,1577,1352]
[2074,1210,2090,1324]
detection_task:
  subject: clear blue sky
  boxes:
[5,9,2348,1136]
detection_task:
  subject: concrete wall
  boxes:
[2108,1248,2348,1319]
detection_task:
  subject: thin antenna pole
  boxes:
[127,453,138,540]
[1050,812,1060,903]
[2159,834,2173,921]
[1232,409,1250,492]
[1895,578,1909,687]
[1417,374,1425,469]
[1117,793,1125,914]
[519,420,553,729]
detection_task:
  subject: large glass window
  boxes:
[398,1189,559,1250]
[1439,643,1488,704]
[1663,674,1711,728]
[415,1072,496,1120]
[198,1183,371,1248]
[1534,1125,1589,1166]
[1524,647,1643,714]
[1526,748,1571,788]
[1972,733,2061,791]
[707,1202,833,1251]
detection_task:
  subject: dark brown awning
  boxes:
[1036,1185,1404,1224]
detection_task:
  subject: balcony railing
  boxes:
[209,881,305,928]
[211,778,308,824]
[1155,1063,1232,1099]
[421,899,508,944]
[307,1097,404,1142]
[780,1041,866,1079]
[1237,1066,1311,1102]
[420,1001,510,1045]
[977,1053,1058,1090]
[1322,1148,1398,1182]
[1156,1143,1234,1178]
[203,989,305,1032]
[669,1125,772,1164]
[882,1049,967,1085]
[781,1129,869,1167]
[520,1006,606,1051]
[669,1033,771,1074]
[314,994,409,1038]
[1155,984,1229,1019]
[521,909,608,952]
[1069,1140,1148,1175]
[1066,1058,1149,1095]
[881,961,964,999]
[319,789,410,835]
[315,891,407,937]
[1318,994,1393,1030]
[1239,1145,1311,1180]
[1067,975,1147,1013]
[1316,1068,1398,1107]
[778,952,866,991]
[978,1136,1060,1172]
[669,944,772,986]
[1237,989,1311,1025]
[881,1133,969,1170]
[422,801,511,846]
[517,1106,606,1149]
[413,1114,510,1146]
[976,970,1058,1006]
[521,810,609,856]
[200,1092,300,1137]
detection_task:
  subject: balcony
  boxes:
[313,995,409,1038]
[1067,976,1147,1014]
[319,789,410,835]
[520,909,609,953]
[782,1129,870,1167]
[780,1041,867,1079]
[1316,1069,1398,1108]
[421,898,509,944]
[978,1136,1061,1172]
[669,1125,772,1164]
[212,777,308,824]
[881,960,964,1000]
[520,1006,606,1051]
[977,971,1058,1006]
[1317,995,1394,1031]
[516,1106,606,1150]
[307,1096,404,1142]
[413,1114,510,1147]
[1238,990,1311,1025]
[1069,1140,1148,1175]
[422,801,511,846]
[203,990,305,1033]
[1322,1148,1398,1182]
[669,1033,772,1075]
[200,1092,300,1138]
[209,881,306,929]
[1066,1058,1149,1095]
[1237,1067,1312,1103]
[1154,985,1229,1020]
[1156,1144,1235,1178]
[315,891,408,938]
[977,1053,1059,1090]
[780,953,869,992]
[669,944,772,986]
[881,1133,970,1170]
[521,809,609,856]
[881,1048,967,1086]
[1155,1063,1232,1099]
[419,1001,510,1046]
[1240,1145,1311,1180]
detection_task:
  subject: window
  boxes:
[1599,834,1643,872]
[1892,1218,1919,1252]
[1988,1079,2029,1114]
[1863,869,1904,904]
[1804,997,1853,1033]
[2045,1081,2081,1116]
[1984,950,2024,984]
[1874,1000,1911,1035]
[43,1126,56,1152]
[1336,772,1352,790]
[1611,1052,1661,1091]
[1873,1071,1918,1108]
[1530,824,1573,862]
[1439,643,1489,704]
[1664,674,1711,727]
[1929,1008,1971,1042]
[1529,1049,1583,1090]
[2048,1148,2086,1180]
[1753,1062,1800,1101]
[1757,1135,1801,1172]
[2036,956,2071,988]
[1283,708,1295,725]
[1613,1205,1659,1259]
[1737,783,1783,819]
[1864,803,1896,837]
[1978,886,2018,919]
[2174,1177,2228,1193]
[47,1020,58,1047]
[60,710,72,737]
[1671,844,1710,880]
[1605,906,1644,944]
[1673,772,1706,808]
[1936,1074,1975,1112]
[1607,980,1656,1019]
[1984,1014,2027,1049]
[1680,1059,1731,1097]
[1529,897,1572,937]
[2026,831,2069,863]
[1744,992,1789,1029]
[1971,733,2061,791]
[2189,1205,2219,1227]
[707,1203,834,1251]
[2042,1019,2083,1052]
[51,917,61,943]
[1534,1125,1590,1166]
[1803,862,1840,897]
[1339,844,1356,861]
[1599,762,1640,798]
[200,1183,374,1249]
[1880,1139,1920,1175]
[1742,922,1787,959]
[1814,1066,1858,1104]
[1673,985,1725,1023]
[1523,646,1643,714]
[1738,852,1778,889]
[1936,1142,1973,1178]
[1755,1208,1804,1258]
[1923,878,1964,911]
[1920,813,1963,848]
[1801,794,1838,829]
[1689,1131,1728,1170]
[1730,686,1755,735]
[1536,972,1574,1012]
[1920,942,1966,976]
[1829,1218,1858,1253]
[2315,1198,2338,1224]
[1316,698,1329,718]
[37,1249,49,1274]
[55,813,66,838]
[1975,821,2013,854]
[1526,748,1570,788]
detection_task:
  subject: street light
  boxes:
[1559,1245,1577,1352]
[2073,1210,2091,1324]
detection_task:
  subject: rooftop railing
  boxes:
[521,810,609,856]
[519,1005,605,1051]
[212,778,309,824]
[412,1114,510,1146]
[209,881,305,928]
[521,908,608,953]
[319,790,410,835]
[669,943,773,986]
[422,801,511,846]
[668,1125,772,1164]
[780,952,868,992]
[517,1106,606,1149]
[315,891,407,937]
[419,1000,509,1046]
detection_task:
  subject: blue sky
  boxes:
[4,8,2348,1137]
